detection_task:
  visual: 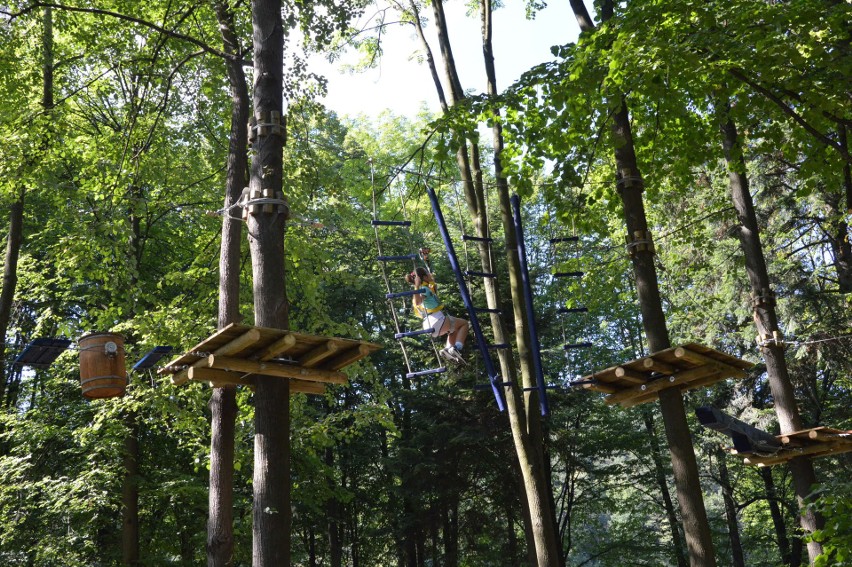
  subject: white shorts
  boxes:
[422,311,456,337]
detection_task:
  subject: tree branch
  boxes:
[728,67,851,164]
[3,2,231,61]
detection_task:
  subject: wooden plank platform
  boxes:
[158,323,381,396]
[731,427,852,467]
[577,343,753,408]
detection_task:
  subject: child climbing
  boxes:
[405,267,469,364]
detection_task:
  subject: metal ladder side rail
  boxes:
[511,194,550,416]
[425,184,507,411]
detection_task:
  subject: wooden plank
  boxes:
[289,379,326,395]
[172,358,208,386]
[207,355,347,384]
[674,346,749,378]
[680,371,734,392]
[582,381,619,394]
[189,366,325,395]
[743,442,852,467]
[641,357,677,374]
[214,328,261,357]
[326,344,371,371]
[159,323,242,373]
[606,365,719,406]
[299,340,343,368]
[255,333,297,361]
[614,367,648,384]
[189,366,254,387]
[621,370,732,408]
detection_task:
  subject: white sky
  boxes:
[311,1,579,118]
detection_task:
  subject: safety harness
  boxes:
[413,282,444,318]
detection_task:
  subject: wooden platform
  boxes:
[577,343,754,408]
[732,427,852,467]
[158,323,381,395]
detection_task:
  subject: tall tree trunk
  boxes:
[249,0,290,564]
[714,447,745,567]
[325,445,343,567]
[760,468,798,567]
[827,126,852,292]
[478,1,562,564]
[566,1,717,563]
[0,196,24,408]
[643,410,688,567]
[716,97,823,564]
[207,3,248,565]
[409,1,545,561]
[612,99,717,567]
[122,414,140,565]
[123,183,145,566]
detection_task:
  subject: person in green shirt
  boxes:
[405,267,468,364]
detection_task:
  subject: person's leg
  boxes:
[448,318,468,349]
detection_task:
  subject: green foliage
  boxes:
[808,481,852,567]
[0,0,849,564]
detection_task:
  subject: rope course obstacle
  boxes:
[546,208,593,378]
[371,172,451,381]
[576,343,753,408]
[158,323,380,395]
[696,406,852,467]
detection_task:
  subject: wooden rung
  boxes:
[673,346,711,365]
[299,340,343,368]
[581,381,619,394]
[207,354,347,384]
[256,333,297,361]
[170,328,261,385]
[679,373,731,394]
[326,344,371,371]
[641,357,676,374]
[673,347,749,379]
[614,367,647,384]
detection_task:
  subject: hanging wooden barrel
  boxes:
[78,332,127,399]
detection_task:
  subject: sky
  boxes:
[311,1,579,119]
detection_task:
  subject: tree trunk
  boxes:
[565,9,717,562]
[827,127,852,292]
[207,3,249,565]
[715,448,745,567]
[612,98,717,566]
[643,410,688,567]
[249,0,290,565]
[325,445,343,567]
[716,97,823,563]
[478,1,562,565]
[760,468,798,567]
[0,196,24,408]
[122,413,140,565]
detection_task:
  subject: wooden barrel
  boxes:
[78,332,127,399]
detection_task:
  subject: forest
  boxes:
[0,0,849,566]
